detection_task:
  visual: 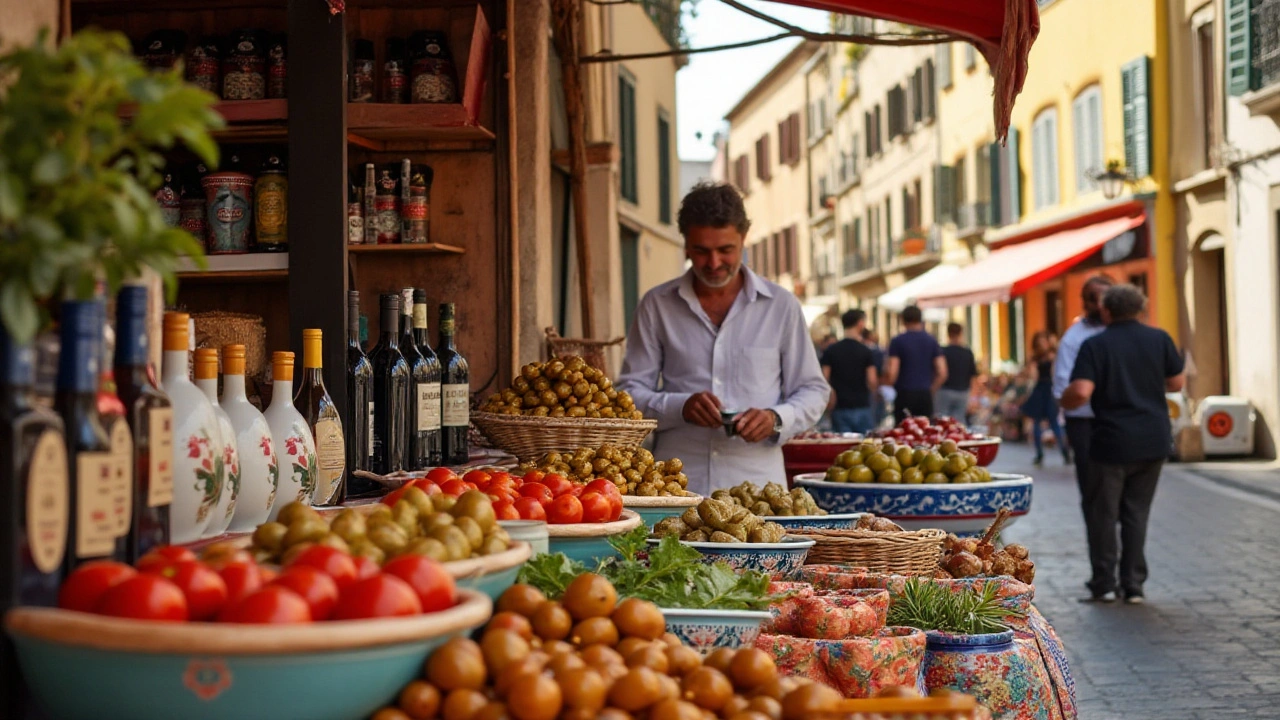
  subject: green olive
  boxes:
[280,541,315,566]
[329,510,367,543]
[402,485,435,515]
[420,512,455,535]
[429,525,472,561]
[349,538,386,564]
[368,522,410,554]
[451,490,497,531]
[480,536,508,556]
[454,516,485,551]
[392,502,420,534]
[284,517,330,547]
[432,494,457,512]
[366,504,393,522]
[276,501,321,527]
[404,537,450,562]
[252,521,288,552]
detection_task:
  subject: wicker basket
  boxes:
[193,311,267,379]
[471,411,657,463]
[792,527,946,576]
[544,327,625,373]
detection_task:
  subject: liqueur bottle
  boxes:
[399,288,436,470]
[412,289,443,466]
[159,312,223,543]
[295,329,346,506]
[112,285,172,562]
[345,291,377,496]
[95,301,134,555]
[263,351,318,516]
[221,345,277,531]
[369,294,409,475]
[193,348,240,536]
[436,303,470,466]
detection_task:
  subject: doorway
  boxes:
[1191,233,1229,397]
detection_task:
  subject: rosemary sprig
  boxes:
[887,577,1020,635]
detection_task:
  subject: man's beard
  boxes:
[693,262,741,288]
[1086,309,1103,322]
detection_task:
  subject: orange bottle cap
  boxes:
[193,348,219,380]
[272,351,295,382]
[163,312,190,351]
[223,344,246,376]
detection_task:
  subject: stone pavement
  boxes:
[996,441,1280,720]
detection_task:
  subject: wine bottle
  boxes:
[296,329,346,506]
[264,351,318,516]
[1,328,69,720]
[193,348,240,536]
[345,291,376,496]
[159,312,223,543]
[221,345,277,532]
[95,300,134,553]
[412,290,444,466]
[400,288,437,470]
[436,303,470,466]
[369,294,410,475]
[57,299,123,569]
[113,285,172,562]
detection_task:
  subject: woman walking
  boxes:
[1021,332,1071,465]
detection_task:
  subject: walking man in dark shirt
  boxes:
[883,305,946,422]
[1062,284,1185,604]
[821,309,878,434]
[936,322,976,422]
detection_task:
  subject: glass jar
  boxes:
[141,30,186,71]
[222,29,266,101]
[179,165,209,250]
[350,39,375,103]
[203,169,255,254]
[254,155,288,251]
[154,172,181,227]
[267,35,287,99]
[186,36,221,93]
[373,163,401,244]
[408,31,458,104]
[402,163,432,244]
[382,37,408,104]
[348,172,364,245]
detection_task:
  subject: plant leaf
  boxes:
[31,151,70,185]
[0,281,39,343]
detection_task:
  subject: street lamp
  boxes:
[1092,164,1130,200]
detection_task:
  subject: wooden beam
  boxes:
[551,141,617,170]
[551,0,594,338]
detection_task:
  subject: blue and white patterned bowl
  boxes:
[648,536,815,578]
[759,513,865,531]
[793,473,1033,537]
[661,607,772,652]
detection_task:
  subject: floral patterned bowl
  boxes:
[759,513,865,531]
[648,536,815,579]
[661,608,772,652]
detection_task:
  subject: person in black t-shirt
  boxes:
[821,309,878,433]
[1062,284,1185,605]
[935,322,976,422]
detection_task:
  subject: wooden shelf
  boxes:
[120,99,288,143]
[347,104,495,149]
[348,243,465,255]
[177,252,289,281]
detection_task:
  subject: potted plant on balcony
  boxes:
[900,228,928,256]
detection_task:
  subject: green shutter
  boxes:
[619,75,638,203]
[933,165,955,223]
[658,113,671,224]
[1004,127,1021,224]
[987,142,1002,226]
[937,44,953,91]
[1122,56,1152,179]
[1226,0,1255,95]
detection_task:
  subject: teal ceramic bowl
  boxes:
[4,590,492,720]
[448,541,532,601]
[661,607,772,652]
[547,509,643,565]
[623,495,702,529]
[498,520,549,556]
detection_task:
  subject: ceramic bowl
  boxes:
[445,541,532,601]
[781,435,864,466]
[661,607,772,652]
[4,589,492,720]
[648,536,816,578]
[759,512,865,531]
[957,437,1002,466]
[793,473,1033,537]
[498,520,549,556]
[547,509,643,565]
[622,494,702,529]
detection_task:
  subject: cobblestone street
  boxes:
[995,442,1280,719]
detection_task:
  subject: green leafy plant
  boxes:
[0,29,224,342]
[886,577,1018,635]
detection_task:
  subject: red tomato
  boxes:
[514,497,547,522]
[439,479,469,497]
[333,575,423,620]
[489,471,513,486]
[426,467,458,485]
[521,469,545,484]
[462,470,491,488]
[258,566,279,583]
[488,489,515,505]
[353,555,381,580]
[219,585,312,624]
[382,485,410,506]
[585,478,619,497]
[147,561,228,621]
[546,494,584,524]
[271,566,340,621]
[569,484,586,497]
[609,502,623,521]
[381,555,456,613]
[288,546,358,590]
[411,479,443,496]
[135,546,198,573]
[218,560,265,604]
[493,499,520,521]
[97,574,189,622]
[579,492,613,524]
[58,561,137,613]
[518,483,554,506]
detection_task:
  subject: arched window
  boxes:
[1072,85,1104,192]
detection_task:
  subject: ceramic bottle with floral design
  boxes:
[263,351,317,517]
[159,312,224,543]
[192,349,239,536]
[220,344,277,531]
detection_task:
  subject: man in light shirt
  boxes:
[617,183,830,496]
[1053,275,1116,492]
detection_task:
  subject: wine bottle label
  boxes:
[148,407,175,507]
[367,401,375,458]
[76,452,117,558]
[313,417,346,505]
[108,419,134,538]
[27,431,69,574]
[442,384,469,427]
[418,382,442,432]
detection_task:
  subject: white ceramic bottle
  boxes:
[158,312,223,543]
[220,344,277,531]
[193,348,240,536]
[263,351,317,516]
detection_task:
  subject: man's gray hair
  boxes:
[1103,284,1147,321]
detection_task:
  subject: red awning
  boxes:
[764,0,1040,140]
[915,214,1146,308]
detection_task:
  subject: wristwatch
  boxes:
[767,409,783,435]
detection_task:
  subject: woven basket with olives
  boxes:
[481,356,642,420]
[652,498,788,544]
[518,445,692,497]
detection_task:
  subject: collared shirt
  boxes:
[617,267,830,497]
[1053,317,1106,419]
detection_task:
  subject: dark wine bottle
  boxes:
[295,328,346,505]
[436,303,470,466]
[369,294,410,475]
[113,285,173,562]
[1,328,69,720]
[412,289,443,467]
[56,299,123,572]
[95,299,134,558]
[400,288,439,469]
[345,291,377,496]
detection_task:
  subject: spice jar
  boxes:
[373,163,401,244]
[141,30,186,71]
[155,171,181,227]
[363,163,377,245]
[350,39,375,103]
[222,29,266,101]
[254,155,288,251]
[402,163,432,244]
[382,37,408,104]
[267,34,287,99]
[186,36,221,93]
[179,165,209,250]
[408,31,458,104]
[348,172,364,245]
[203,166,255,254]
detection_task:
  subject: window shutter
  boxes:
[913,66,925,124]
[937,44,953,90]
[791,114,802,161]
[1072,94,1087,191]
[934,165,955,223]
[924,60,936,120]
[874,105,882,152]
[789,225,798,274]
[864,112,874,156]
[987,142,1003,225]
[1005,127,1021,222]
[964,43,977,69]
[1122,57,1152,179]
[1226,0,1254,95]
[1047,112,1059,205]
[658,113,671,224]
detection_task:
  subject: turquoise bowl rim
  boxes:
[646,536,817,552]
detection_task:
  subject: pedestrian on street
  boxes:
[862,327,888,427]
[1062,284,1185,604]
[936,322,976,423]
[821,309,879,434]
[1022,331,1070,466]
[617,182,830,497]
[883,305,947,422]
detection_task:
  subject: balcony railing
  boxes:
[956,201,990,235]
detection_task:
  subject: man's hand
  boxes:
[735,408,778,443]
[682,391,723,428]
